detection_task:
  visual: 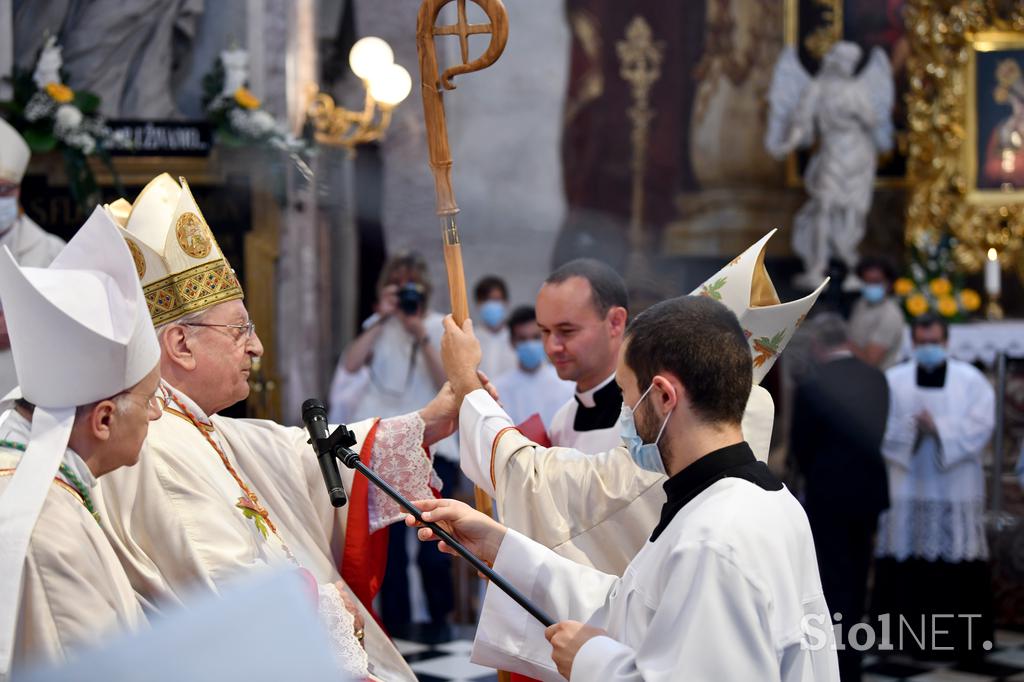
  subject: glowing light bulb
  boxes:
[349,37,394,81]
[369,63,412,107]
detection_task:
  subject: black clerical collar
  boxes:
[650,441,782,542]
[572,378,622,432]
[916,362,947,388]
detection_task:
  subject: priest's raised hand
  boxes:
[441,314,486,401]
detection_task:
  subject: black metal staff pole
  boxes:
[302,399,555,628]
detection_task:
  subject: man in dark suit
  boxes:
[791,313,890,682]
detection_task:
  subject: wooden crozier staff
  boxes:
[417,0,508,516]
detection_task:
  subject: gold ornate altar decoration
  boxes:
[905,0,1024,280]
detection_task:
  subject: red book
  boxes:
[516,413,551,447]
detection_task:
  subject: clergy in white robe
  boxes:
[97,381,438,680]
[0,207,161,676]
[459,385,774,575]
[0,118,65,396]
[1,412,146,669]
[871,314,995,661]
[428,295,838,680]
[96,173,447,680]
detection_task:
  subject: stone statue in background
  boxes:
[766,41,894,290]
[15,0,204,119]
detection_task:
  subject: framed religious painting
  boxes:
[903,1,1024,279]
[964,32,1024,204]
[783,0,909,187]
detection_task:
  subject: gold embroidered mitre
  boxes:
[111,173,244,326]
[690,229,829,384]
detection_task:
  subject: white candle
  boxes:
[985,248,1001,296]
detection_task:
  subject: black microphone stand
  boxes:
[309,421,555,628]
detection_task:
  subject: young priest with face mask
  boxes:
[418,295,839,681]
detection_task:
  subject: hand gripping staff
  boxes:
[417,0,509,517]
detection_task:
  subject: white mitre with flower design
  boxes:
[107,173,244,326]
[0,206,159,675]
[691,229,829,383]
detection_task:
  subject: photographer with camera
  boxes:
[332,251,457,638]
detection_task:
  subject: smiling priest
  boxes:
[0,208,160,676]
[94,174,454,681]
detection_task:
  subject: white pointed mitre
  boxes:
[0,206,159,676]
[691,229,828,383]
[0,206,160,407]
[112,173,244,326]
[0,117,30,184]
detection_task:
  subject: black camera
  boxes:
[397,283,426,315]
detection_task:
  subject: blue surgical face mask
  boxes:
[515,339,545,371]
[862,283,887,304]
[0,197,18,231]
[618,383,672,475]
[915,343,946,370]
[479,300,507,328]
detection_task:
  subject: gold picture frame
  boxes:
[964,32,1024,205]
[782,0,909,189]
[904,1,1024,277]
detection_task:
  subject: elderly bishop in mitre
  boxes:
[95,174,449,681]
[0,208,160,676]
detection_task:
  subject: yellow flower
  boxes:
[929,278,952,297]
[894,277,915,296]
[937,295,959,318]
[960,288,981,312]
[905,294,929,317]
[44,82,74,103]
[234,86,261,110]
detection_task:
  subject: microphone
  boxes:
[302,399,347,508]
[300,398,556,628]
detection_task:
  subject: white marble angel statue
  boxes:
[766,41,894,290]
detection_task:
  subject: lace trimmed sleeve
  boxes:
[318,585,370,678]
[368,412,442,532]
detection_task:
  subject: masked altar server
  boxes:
[420,295,839,681]
[95,174,456,681]
[0,118,66,396]
[0,208,160,676]
[451,230,824,576]
[872,313,995,661]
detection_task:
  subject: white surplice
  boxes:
[0,214,65,396]
[875,360,994,562]
[459,385,775,575]
[548,373,623,453]
[0,412,143,672]
[96,382,437,682]
[492,363,575,430]
[472,459,839,681]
